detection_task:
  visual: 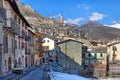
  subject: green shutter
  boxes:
[94,53,97,59]
[100,53,103,57]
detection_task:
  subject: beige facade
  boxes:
[107,41,120,63]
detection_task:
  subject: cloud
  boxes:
[105,23,120,29]
[89,12,106,21]
[77,4,90,10]
[64,18,84,24]
[112,20,120,24]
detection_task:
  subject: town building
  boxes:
[34,31,43,65]
[27,28,35,67]
[107,40,120,63]
[42,36,58,64]
[107,40,120,77]
[57,39,83,73]
[0,0,32,73]
[83,46,107,77]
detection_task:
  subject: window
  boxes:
[85,60,88,65]
[18,18,20,24]
[90,60,94,64]
[12,38,15,52]
[94,53,97,59]
[22,21,24,27]
[14,15,17,21]
[100,53,103,57]
[3,35,8,53]
[14,40,17,49]
[88,53,91,57]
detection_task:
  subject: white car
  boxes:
[12,63,24,74]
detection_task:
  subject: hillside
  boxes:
[79,21,120,41]
[16,1,120,42]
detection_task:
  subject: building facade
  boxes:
[107,41,120,63]
[83,46,107,77]
[34,32,43,65]
[57,39,83,73]
[42,37,58,64]
[0,0,31,73]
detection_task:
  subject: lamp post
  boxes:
[112,46,117,63]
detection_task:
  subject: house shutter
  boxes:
[94,53,97,59]
[100,53,103,57]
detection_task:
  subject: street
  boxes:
[0,65,50,80]
[17,65,50,80]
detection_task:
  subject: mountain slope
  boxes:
[79,21,120,41]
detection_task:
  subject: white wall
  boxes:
[42,37,55,50]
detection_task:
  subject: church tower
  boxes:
[59,15,64,24]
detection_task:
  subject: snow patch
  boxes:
[49,72,93,80]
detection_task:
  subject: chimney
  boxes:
[60,15,64,24]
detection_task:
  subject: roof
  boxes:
[57,39,83,44]
[89,47,107,53]
[7,0,31,28]
[107,41,120,46]
[43,34,58,41]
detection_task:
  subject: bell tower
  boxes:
[59,15,64,24]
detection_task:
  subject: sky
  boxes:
[21,0,120,28]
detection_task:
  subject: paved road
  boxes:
[19,66,49,80]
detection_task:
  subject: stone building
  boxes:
[0,0,31,73]
[57,39,83,73]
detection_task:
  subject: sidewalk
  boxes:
[0,71,15,80]
[0,66,37,80]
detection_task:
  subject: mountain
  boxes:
[78,21,120,42]
[16,1,120,42]
[16,0,51,27]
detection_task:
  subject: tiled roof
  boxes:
[89,47,107,53]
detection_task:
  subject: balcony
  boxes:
[15,49,25,58]
[4,20,20,35]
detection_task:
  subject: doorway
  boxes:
[8,57,12,71]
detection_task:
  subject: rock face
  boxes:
[16,0,50,28]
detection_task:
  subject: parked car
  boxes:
[12,63,24,74]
